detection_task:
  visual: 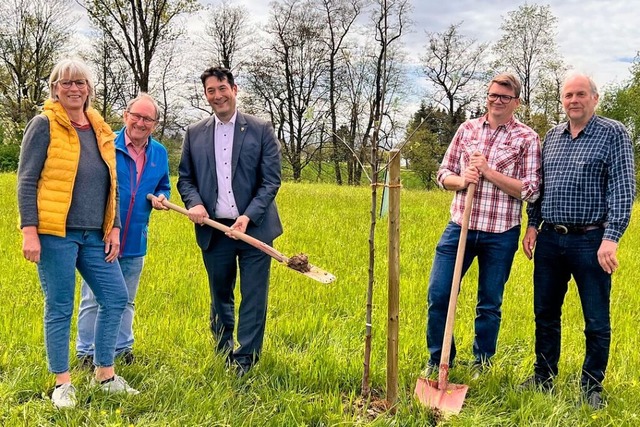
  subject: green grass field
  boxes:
[1,172,639,426]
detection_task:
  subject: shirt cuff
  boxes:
[603,228,622,243]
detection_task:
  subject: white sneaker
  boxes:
[52,382,77,408]
[420,364,438,379]
[91,375,140,395]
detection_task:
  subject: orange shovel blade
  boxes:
[414,377,469,415]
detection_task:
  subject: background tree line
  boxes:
[0,0,638,184]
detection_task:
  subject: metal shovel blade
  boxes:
[414,377,469,415]
[286,262,336,284]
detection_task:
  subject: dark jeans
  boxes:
[533,227,611,393]
[427,222,519,366]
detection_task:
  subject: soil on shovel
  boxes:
[286,253,311,273]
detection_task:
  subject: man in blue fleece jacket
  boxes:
[76,93,171,365]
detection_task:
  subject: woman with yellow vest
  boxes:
[17,58,139,408]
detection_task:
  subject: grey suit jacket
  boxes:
[177,111,283,250]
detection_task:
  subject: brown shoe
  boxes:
[77,355,94,369]
[117,350,135,365]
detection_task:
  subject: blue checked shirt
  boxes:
[527,115,636,242]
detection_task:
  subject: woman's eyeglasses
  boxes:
[57,79,87,89]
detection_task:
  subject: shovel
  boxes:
[148,194,336,284]
[414,183,476,415]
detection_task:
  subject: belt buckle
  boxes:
[553,225,569,234]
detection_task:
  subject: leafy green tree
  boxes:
[527,112,553,140]
[528,59,569,137]
[403,102,450,188]
[599,59,640,144]
[599,57,640,179]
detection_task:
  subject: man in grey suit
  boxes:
[177,67,282,376]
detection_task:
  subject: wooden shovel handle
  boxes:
[438,183,476,389]
[146,194,288,263]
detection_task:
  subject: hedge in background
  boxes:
[0,144,19,172]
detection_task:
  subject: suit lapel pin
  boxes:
[241,126,245,132]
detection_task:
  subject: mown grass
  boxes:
[1,172,639,426]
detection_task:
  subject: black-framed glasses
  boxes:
[487,93,517,103]
[127,111,157,124]
[57,79,87,89]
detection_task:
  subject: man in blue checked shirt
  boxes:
[521,73,636,409]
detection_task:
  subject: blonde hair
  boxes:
[488,72,522,98]
[48,58,95,111]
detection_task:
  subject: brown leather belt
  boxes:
[542,223,604,235]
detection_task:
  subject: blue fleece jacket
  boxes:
[115,129,171,257]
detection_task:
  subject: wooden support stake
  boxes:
[386,148,401,407]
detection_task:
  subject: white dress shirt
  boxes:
[213,111,240,219]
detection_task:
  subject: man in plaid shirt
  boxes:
[425,73,541,379]
[521,73,635,409]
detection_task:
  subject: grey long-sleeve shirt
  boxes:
[18,115,121,231]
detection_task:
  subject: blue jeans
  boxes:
[427,222,519,366]
[533,227,610,393]
[36,230,127,373]
[77,256,144,357]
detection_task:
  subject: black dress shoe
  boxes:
[585,390,604,410]
[519,375,553,392]
[231,360,252,378]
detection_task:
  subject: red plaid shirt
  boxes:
[437,115,541,233]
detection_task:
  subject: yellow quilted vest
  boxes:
[37,99,117,238]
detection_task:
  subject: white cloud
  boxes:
[404,0,637,87]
